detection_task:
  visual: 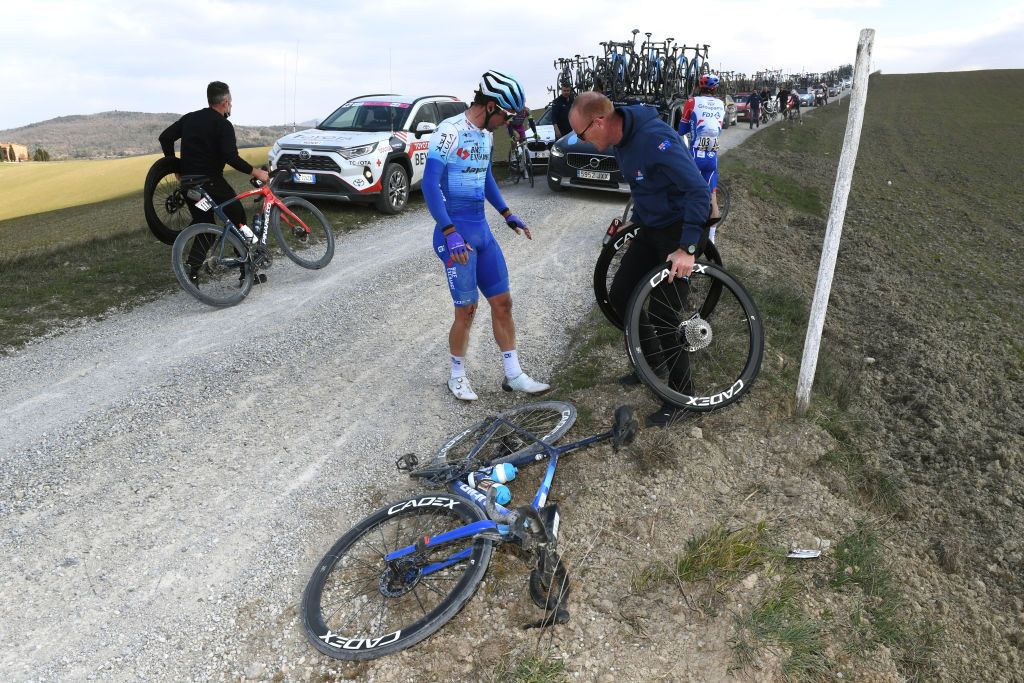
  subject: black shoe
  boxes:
[645,402,681,428]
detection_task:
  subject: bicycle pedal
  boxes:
[395,452,419,472]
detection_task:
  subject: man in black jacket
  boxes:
[569,92,711,427]
[747,91,762,129]
[159,81,269,229]
[550,85,574,139]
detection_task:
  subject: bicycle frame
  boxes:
[383,415,615,571]
[193,176,311,261]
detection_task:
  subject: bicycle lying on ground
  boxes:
[301,401,638,660]
[170,169,335,307]
[507,136,535,188]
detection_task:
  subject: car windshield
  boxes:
[318,102,412,132]
[537,108,553,125]
[798,88,810,95]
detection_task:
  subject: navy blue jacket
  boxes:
[613,105,710,247]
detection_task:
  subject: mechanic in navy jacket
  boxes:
[569,92,711,427]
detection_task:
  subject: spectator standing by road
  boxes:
[422,70,550,402]
[569,92,711,427]
[551,85,574,139]
[747,90,762,129]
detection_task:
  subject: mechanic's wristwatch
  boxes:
[684,243,698,255]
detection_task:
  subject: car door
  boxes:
[406,102,440,184]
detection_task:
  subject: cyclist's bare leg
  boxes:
[449,303,477,356]
[710,189,720,220]
[487,292,516,353]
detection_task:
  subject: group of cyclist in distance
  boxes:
[158,68,732,428]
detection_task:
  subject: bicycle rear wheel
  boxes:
[170,224,253,307]
[623,262,763,411]
[270,196,335,270]
[715,181,730,224]
[593,225,722,330]
[507,145,521,184]
[143,156,190,245]
[430,401,577,472]
[301,493,492,661]
[524,148,534,188]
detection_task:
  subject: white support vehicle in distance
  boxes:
[268,94,468,214]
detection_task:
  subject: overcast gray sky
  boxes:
[1,0,1022,129]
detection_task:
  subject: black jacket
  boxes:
[159,108,253,177]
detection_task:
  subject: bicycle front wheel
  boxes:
[302,493,493,661]
[593,226,722,330]
[171,224,253,307]
[624,262,763,411]
[524,147,534,188]
[507,145,521,184]
[431,401,577,471]
[271,196,335,270]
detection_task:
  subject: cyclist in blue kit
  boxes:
[424,70,550,402]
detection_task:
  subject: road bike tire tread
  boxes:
[270,196,336,270]
[623,262,763,411]
[430,401,577,471]
[143,156,186,245]
[301,492,493,661]
[170,224,253,307]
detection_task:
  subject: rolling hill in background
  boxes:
[0,111,297,160]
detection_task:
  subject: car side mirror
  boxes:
[414,121,437,138]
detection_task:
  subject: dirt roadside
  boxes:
[7,89,1019,683]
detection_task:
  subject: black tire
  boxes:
[715,181,730,224]
[593,225,722,330]
[524,150,534,188]
[301,493,493,661]
[375,162,409,214]
[143,156,190,245]
[270,196,335,270]
[507,145,522,185]
[624,262,763,411]
[170,224,253,307]
[429,401,577,472]
[547,174,565,192]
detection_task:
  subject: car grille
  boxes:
[527,141,549,152]
[567,153,618,172]
[277,153,341,173]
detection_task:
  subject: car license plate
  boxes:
[293,173,316,184]
[577,169,610,181]
[533,151,549,159]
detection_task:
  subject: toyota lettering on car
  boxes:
[269,94,468,214]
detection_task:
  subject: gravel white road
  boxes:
[0,114,783,680]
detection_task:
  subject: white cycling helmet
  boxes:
[479,70,526,113]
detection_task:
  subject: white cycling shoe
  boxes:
[501,373,551,395]
[447,377,478,401]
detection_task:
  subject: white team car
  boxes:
[268,94,468,214]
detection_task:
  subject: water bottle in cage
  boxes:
[468,463,518,485]
[252,213,264,238]
[238,223,257,244]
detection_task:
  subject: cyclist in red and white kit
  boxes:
[679,74,725,241]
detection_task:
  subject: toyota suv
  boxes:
[268,94,468,214]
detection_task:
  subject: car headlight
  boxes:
[550,145,565,158]
[339,142,379,159]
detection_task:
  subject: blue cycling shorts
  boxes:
[693,152,719,193]
[433,219,510,307]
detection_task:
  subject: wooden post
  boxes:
[795,29,875,416]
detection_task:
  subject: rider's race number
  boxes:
[194,196,213,211]
[696,136,718,152]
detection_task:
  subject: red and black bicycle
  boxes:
[170,168,334,307]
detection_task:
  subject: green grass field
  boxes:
[0,147,272,223]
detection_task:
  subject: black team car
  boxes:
[546,131,629,194]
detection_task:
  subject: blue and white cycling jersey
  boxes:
[423,112,511,305]
[425,112,495,223]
